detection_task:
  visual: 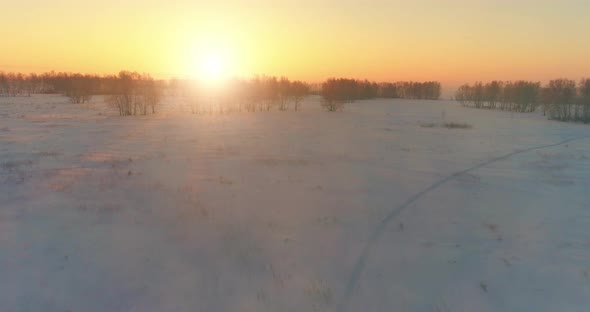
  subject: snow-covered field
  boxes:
[1,95,589,312]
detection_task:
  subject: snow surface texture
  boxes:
[1,95,589,312]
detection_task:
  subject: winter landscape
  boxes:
[2,1,590,312]
[1,93,589,311]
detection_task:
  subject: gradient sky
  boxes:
[1,0,589,88]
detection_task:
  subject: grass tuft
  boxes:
[443,122,472,129]
[421,122,473,129]
[420,122,437,128]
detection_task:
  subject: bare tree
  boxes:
[106,71,161,116]
[579,78,590,123]
[290,81,309,111]
[546,79,577,121]
[277,77,291,111]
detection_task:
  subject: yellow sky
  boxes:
[1,0,589,87]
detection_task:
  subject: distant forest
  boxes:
[0,71,442,114]
[320,79,441,111]
[2,71,589,123]
[455,79,590,123]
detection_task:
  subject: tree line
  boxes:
[2,71,446,115]
[320,78,441,111]
[0,71,165,115]
[455,81,540,112]
[107,71,164,116]
[1,71,112,99]
[176,76,310,114]
[0,71,311,115]
[455,79,590,122]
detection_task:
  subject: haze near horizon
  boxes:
[1,0,589,89]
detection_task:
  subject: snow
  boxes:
[1,95,589,312]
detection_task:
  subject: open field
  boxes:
[1,95,589,312]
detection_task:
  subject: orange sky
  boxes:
[1,0,589,89]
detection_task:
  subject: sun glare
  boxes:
[200,52,226,81]
[187,37,236,84]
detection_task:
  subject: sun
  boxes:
[186,36,237,84]
[200,52,226,81]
